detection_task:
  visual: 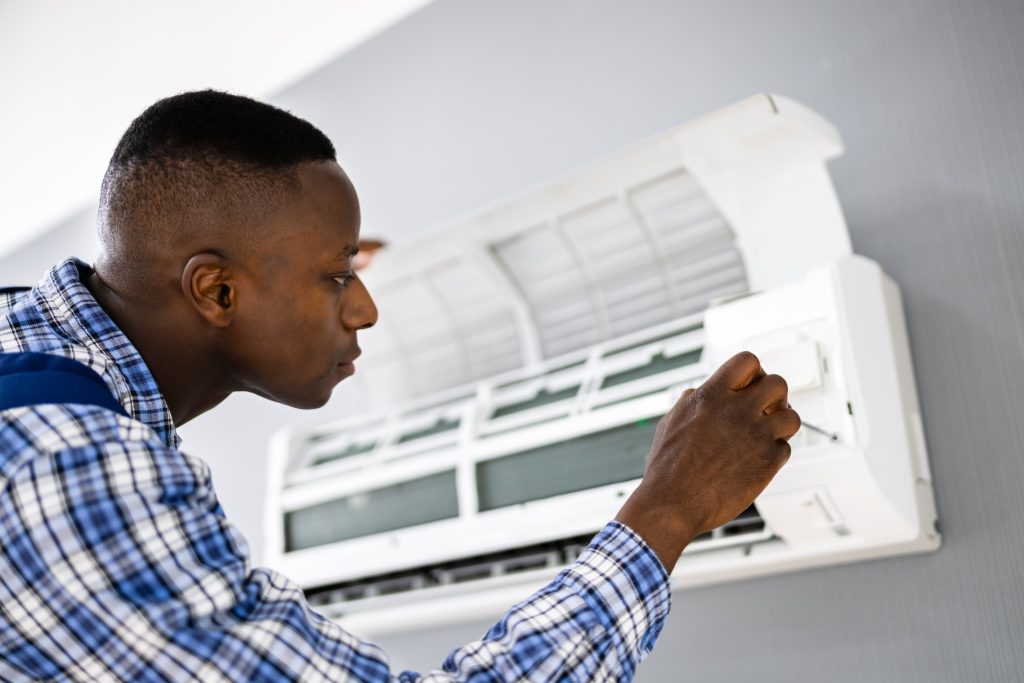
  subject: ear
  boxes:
[181,252,236,328]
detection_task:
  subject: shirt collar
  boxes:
[36,258,181,449]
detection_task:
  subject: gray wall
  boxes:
[3,0,1022,679]
[273,0,1024,680]
[0,206,97,285]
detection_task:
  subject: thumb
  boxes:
[708,351,765,392]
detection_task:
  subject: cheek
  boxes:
[271,298,341,367]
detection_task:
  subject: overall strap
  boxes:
[0,352,128,417]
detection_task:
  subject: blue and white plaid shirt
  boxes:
[0,258,672,682]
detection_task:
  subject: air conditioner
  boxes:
[263,95,940,637]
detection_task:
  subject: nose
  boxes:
[342,276,378,331]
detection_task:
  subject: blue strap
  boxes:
[0,352,128,417]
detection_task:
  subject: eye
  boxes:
[332,273,356,289]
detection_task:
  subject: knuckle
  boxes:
[652,416,668,442]
[767,373,788,393]
[770,409,802,441]
[759,435,780,460]
[759,375,788,404]
[722,351,759,377]
[735,350,759,365]
[694,382,716,405]
[759,438,788,464]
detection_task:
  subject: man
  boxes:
[0,91,800,681]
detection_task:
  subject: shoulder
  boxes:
[0,283,50,347]
[2,402,157,452]
[1,404,210,504]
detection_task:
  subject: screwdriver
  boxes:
[801,420,840,442]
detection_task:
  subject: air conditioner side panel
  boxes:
[703,256,940,556]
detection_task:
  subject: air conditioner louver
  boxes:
[285,470,459,552]
[304,504,772,619]
[476,419,657,512]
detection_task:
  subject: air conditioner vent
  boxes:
[604,323,703,358]
[491,385,581,418]
[601,349,702,389]
[476,419,659,512]
[495,359,588,390]
[310,439,378,467]
[397,417,460,444]
[285,470,459,551]
[304,506,770,612]
[687,504,764,547]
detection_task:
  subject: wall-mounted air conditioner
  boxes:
[264,95,940,637]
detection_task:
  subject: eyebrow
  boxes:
[334,246,360,260]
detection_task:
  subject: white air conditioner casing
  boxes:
[263,95,940,637]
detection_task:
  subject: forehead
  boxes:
[267,161,361,262]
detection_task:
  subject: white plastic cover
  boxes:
[344,94,846,410]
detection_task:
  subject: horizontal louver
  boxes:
[476,419,659,511]
[285,471,459,551]
[311,440,378,467]
[397,418,460,444]
[303,505,771,611]
[600,349,702,389]
[490,385,581,418]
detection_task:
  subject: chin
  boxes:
[256,382,336,410]
[289,387,335,410]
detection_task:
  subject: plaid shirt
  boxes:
[0,258,672,682]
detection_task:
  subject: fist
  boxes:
[616,352,801,570]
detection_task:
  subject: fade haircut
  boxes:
[97,90,337,280]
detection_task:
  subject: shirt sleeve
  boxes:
[1,408,672,682]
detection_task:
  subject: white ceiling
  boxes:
[0,0,434,259]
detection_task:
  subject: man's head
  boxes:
[96,90,377,411]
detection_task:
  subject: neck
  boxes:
[85,268,233,427]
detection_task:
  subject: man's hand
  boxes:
[615,351,801,573]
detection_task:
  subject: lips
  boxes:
[337,349,361,365]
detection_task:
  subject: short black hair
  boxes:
[98,90,338,279]
[109,89,336,169]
